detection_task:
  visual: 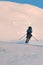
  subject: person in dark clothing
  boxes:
[25,26,32,43]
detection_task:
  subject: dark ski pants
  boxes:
[25,34,32,43]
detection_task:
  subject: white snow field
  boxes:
[0,1,43,65]
[0,41,43,65]
[0,1,43,41]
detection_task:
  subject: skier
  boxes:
[25,26,32,43]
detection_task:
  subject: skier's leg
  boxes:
[25,38,28,43]
[25,34,32,43]
[25,37,30,43]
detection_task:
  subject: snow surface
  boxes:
[0,1,43,65]
[0,41,43,65]
[0,2,43,41]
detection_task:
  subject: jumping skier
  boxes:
[25,26,32,43]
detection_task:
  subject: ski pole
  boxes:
[18,34,26,40]
[32,35,38,41]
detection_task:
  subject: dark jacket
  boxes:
[26,27,32,38]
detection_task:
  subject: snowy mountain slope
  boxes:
[0,2,43,65]
[0,41,43,65]
[0,2,43,41]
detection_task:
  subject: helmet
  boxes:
[29,26,32,29]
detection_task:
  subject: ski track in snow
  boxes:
[0,41,43,65]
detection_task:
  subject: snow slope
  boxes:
[0,2,43,65]
[0,2,43,41]
[0,41,43,65]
